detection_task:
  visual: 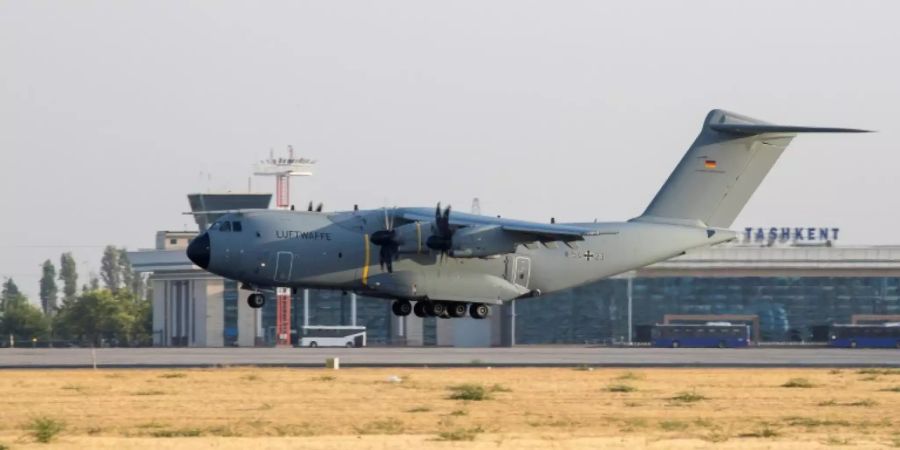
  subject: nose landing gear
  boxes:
[247,293,266,309]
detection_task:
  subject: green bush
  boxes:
[669,390,706,403]
[660,420,689,431]
[436,426,483,441]
[27,416,65,443]
[782,378,815,388]
[150,428,203,437]
[606,384,637,393]
[159,372,186,379]
[739,425,780,438]
[448,384,490,401]
[353,418,404,435]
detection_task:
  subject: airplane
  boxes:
[187,109,868,319]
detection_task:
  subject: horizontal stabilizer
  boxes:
[710,123,871,135]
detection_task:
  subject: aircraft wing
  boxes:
[399,208,604,242]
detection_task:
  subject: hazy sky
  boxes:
[2,1,898,302]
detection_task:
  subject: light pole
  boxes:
[626,272,634,345]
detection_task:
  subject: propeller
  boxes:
[370,203,454,272]
[370,207,398,273]
[426,202,453,259]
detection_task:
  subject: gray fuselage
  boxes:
[197,208,734,305]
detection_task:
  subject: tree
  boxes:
[39,260,58,315]
[0,278,49,344]
[59,252,78,304]
[118,248,146,300]
[118,248,136,296]
[100,246,121,292]
[53,289,151,347]
[2,278,21,309]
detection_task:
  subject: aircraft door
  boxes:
[513,256,531,289]
[274,251,294,284]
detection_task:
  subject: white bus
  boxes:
[299,326,367,348]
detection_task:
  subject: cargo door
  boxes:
[513,256,531,289]
[273,251,294,284]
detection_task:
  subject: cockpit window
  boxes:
[219,221,232,232]
[232,221,242,232]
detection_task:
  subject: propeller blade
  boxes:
[377,241,397,273]
[442,205,451,233]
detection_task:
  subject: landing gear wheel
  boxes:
[469,303,490,319]
[247,293,266,309]
[413,301,427,318]
[448,302,468,318]
[392,300,412,316]
[427,301,447,317]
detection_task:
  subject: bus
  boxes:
[651,323,751,348]
[299,326,367,348]
[829,323,900,349]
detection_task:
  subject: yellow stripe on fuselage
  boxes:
[416,222,422,253]
[362,233,370,286]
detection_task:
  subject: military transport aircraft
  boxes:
[187,110,867,319]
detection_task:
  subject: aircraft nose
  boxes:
[187,232,211,269]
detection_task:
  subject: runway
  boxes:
[2,346,898,369]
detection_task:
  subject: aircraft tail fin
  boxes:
[636,109,869,228]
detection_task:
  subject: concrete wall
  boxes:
[204,279,224,347]
[236,289,258,347]
[151,279,166,346]
[151,276,230,347]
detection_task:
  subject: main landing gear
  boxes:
[247,293,266,309]
[391,299,490,320]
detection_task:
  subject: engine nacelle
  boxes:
[449,225,519,258]
[392,222,428,254]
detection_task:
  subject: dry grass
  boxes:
[0,367,898,449]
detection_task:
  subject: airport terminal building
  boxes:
[518,239,900,344]
[130,201,900,347]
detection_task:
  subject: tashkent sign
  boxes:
[743,227,840,243]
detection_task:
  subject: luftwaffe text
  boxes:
[276,230,332,240]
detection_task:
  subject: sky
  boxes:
[1,1,898,302]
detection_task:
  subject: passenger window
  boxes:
[232,221,242,232]
[220,221,232,232]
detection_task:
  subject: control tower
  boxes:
[254,146,316,346]
[254,146,315,209]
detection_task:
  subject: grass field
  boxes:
[1,367,899,449]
